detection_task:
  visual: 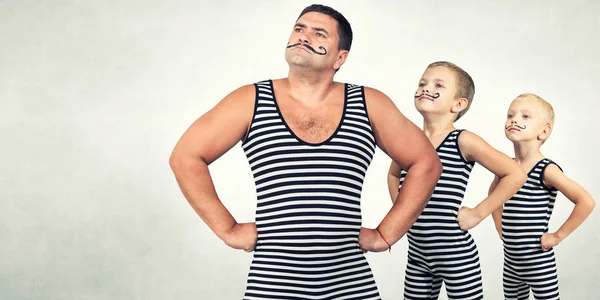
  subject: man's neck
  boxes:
[286,68,336,104]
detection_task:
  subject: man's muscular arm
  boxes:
[169,84,257,251]
[359,87,442,252]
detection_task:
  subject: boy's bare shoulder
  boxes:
[457,130,488,148]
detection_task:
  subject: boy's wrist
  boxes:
[553,231,566,242]
[473,207,486,221]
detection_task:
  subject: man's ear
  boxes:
[333,50,349,70]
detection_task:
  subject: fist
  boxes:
[358,227,389,253]
[224,222,257,252]
[457,206,482,231]
[540,232,561,251]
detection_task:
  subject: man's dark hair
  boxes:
[297,4,353,51]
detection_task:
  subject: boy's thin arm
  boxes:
[457,131,527,230]
[169,85,257,251]
[365,87,442,245]
[387,161,402,203]
[489,176,503,239]
[541,164,596,248]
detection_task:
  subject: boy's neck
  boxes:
[422,115,456,138]
[512,141,544,165]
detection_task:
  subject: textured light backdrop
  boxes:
[1,0,598,299]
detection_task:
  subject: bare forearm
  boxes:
[378,159,441,245]
[492,208,503,238]
[170,156,236,240]
[475,174,524,219]
[387,174,400,203]
[555,199,595,241]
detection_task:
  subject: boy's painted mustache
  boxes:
[505,124,527,130]
[414,92,440,99]
[286,42,327,55]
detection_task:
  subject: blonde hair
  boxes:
[514,93,555,126]
[514,93,555,144]
[427,61,475,121]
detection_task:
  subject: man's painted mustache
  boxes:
[506,124,527,130]
[414,92,440,99]
[286,42,327,55]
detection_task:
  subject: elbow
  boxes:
[429,156,443,179]
[573,195,595,215]
[501,168,527,187]
[169,151,181,173]
[586,197,596,212]
[515,171,528,186]
[169,150,207,176]
[169,149,189,175]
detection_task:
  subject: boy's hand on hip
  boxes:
[457,206,482,231]
[541,232,561,251]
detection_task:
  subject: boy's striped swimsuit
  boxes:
[241,80,381,299]
[502,158,561,300]
[399,129,483,300]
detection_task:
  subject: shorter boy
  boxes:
[492,93,596,300]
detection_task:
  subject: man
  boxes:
[169,4,442,299]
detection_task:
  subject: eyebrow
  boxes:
[420,78,447,83]
[294,23,330,36]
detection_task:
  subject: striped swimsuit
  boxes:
[502,158,561,300]
[241,80,380,299]
[399,130,483,300]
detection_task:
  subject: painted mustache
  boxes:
[505,124,526,130]
[414,92,440,99]
[286,42,327,55]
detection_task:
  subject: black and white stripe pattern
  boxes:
[241,80,380,299]
[399,130,483,300]
[502,158,561,300]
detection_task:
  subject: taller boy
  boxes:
[389,61,526,299]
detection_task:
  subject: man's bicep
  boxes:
[172,85,255,165]
[365,88,434,170]
[379,117,435,170]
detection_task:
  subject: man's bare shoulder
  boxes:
[362,86,386,97]
[363,86,394,104]
[200,83,257,133]
[361,86,398,114]
[220,84,256,107]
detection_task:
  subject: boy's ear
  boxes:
[538,124,552,141]
[451,97,469,113]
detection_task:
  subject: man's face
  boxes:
[285,12,345,72]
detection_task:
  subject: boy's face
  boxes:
[505,97,549,143]
[414,66,460,116]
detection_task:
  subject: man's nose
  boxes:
[298,35,310,45]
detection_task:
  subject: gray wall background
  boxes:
[1,0,598,299]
